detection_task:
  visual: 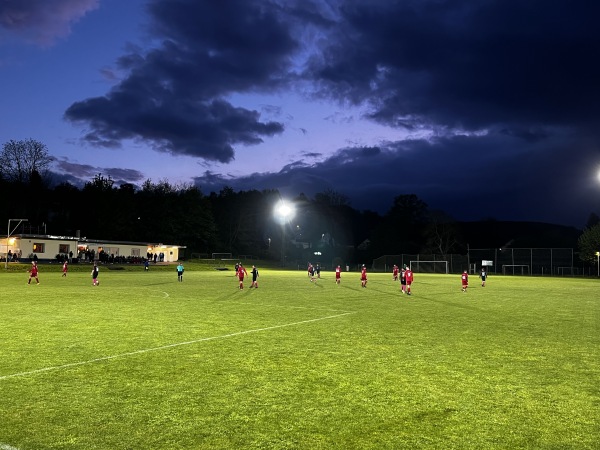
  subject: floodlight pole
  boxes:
[275,201,295,268]
[596,251,599,277]
[281,226,286,267]
[6,218,28,269]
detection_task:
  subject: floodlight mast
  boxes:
[275,201,295,267]
[6,218,28,269]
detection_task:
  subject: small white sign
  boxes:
[482,260,493,266]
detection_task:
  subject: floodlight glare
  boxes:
[274,201,295,222]
[274,200,295,266]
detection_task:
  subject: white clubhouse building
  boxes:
[1,234,185,263]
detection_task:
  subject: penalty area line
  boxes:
[0,312,356,382]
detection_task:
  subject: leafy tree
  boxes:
[208,187,280,257]
[371,194,429,255]
[50,182,81,235]
[157,184,218,252]
[79,174,118,238]
[585,212,600,229]
[578,223,600,263]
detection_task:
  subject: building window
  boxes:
[59,244,70,254]
[33,243,45,253]
[131,248,140,257]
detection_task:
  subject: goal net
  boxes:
[212,252,233,260]
[409,260,449,274]
[502,264,530,275]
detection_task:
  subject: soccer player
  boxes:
[28,261,40,285]
[480,268,487,287]
[237,263,248,289]
[461,270,469,292]
[177,262,184,282]
[91,263,99,286]
[335,265,341,285]
[308,264,315,282]
[360,264,367,288]
[392,264,399,281]
[62,260,68,277]
[250,265,259,288]
[405,266,414,295]
[400,265,407,293]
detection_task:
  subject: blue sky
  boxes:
[1,0,600,228]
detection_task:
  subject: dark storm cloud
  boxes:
[194,129,600,227]
[54,158,145,184]
[307,0,600,132]
[63,0,327,162]
[55,0,600,225]
[66,95,284,162]
[54,159,99,179]
[0,0,98,46]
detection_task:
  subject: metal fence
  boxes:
[373,248,576,276]
[468,248,574,276]
[372,254,468,273]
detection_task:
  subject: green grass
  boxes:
[0,268,598,449]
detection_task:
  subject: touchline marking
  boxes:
[0,444,20,450]
[222,300,355,314]
[0,312,355,381]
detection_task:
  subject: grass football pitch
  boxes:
[0,266,598,449]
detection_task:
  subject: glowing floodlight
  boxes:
[274,200,295,223]
[274,200,295,266]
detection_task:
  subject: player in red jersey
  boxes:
[392,264,399,281]
[360,264,367,288]
[335,265,341,285]
[237,263,248,289]
[461,270,469,292]
[62,260,68,277]
[405,266,414,295]
[308,264,316,282]
[28,261,40,284]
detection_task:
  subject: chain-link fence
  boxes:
[468,248,574,275]
[373,248,577,276]
[372,254,468,273]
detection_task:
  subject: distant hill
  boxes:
[458,220,581,249]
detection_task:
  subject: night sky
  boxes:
[2,0,600,227]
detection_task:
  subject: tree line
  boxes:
[1,139,599,266]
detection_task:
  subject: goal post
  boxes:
[502,264,530,275]
[409,260,449,274]
[211,252,233,260]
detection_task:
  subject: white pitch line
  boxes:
[221,300,354,314]
[0,444,20,450]
[0,312,355,381]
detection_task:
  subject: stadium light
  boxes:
[5,219,28,269]
[274,200,295,266]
